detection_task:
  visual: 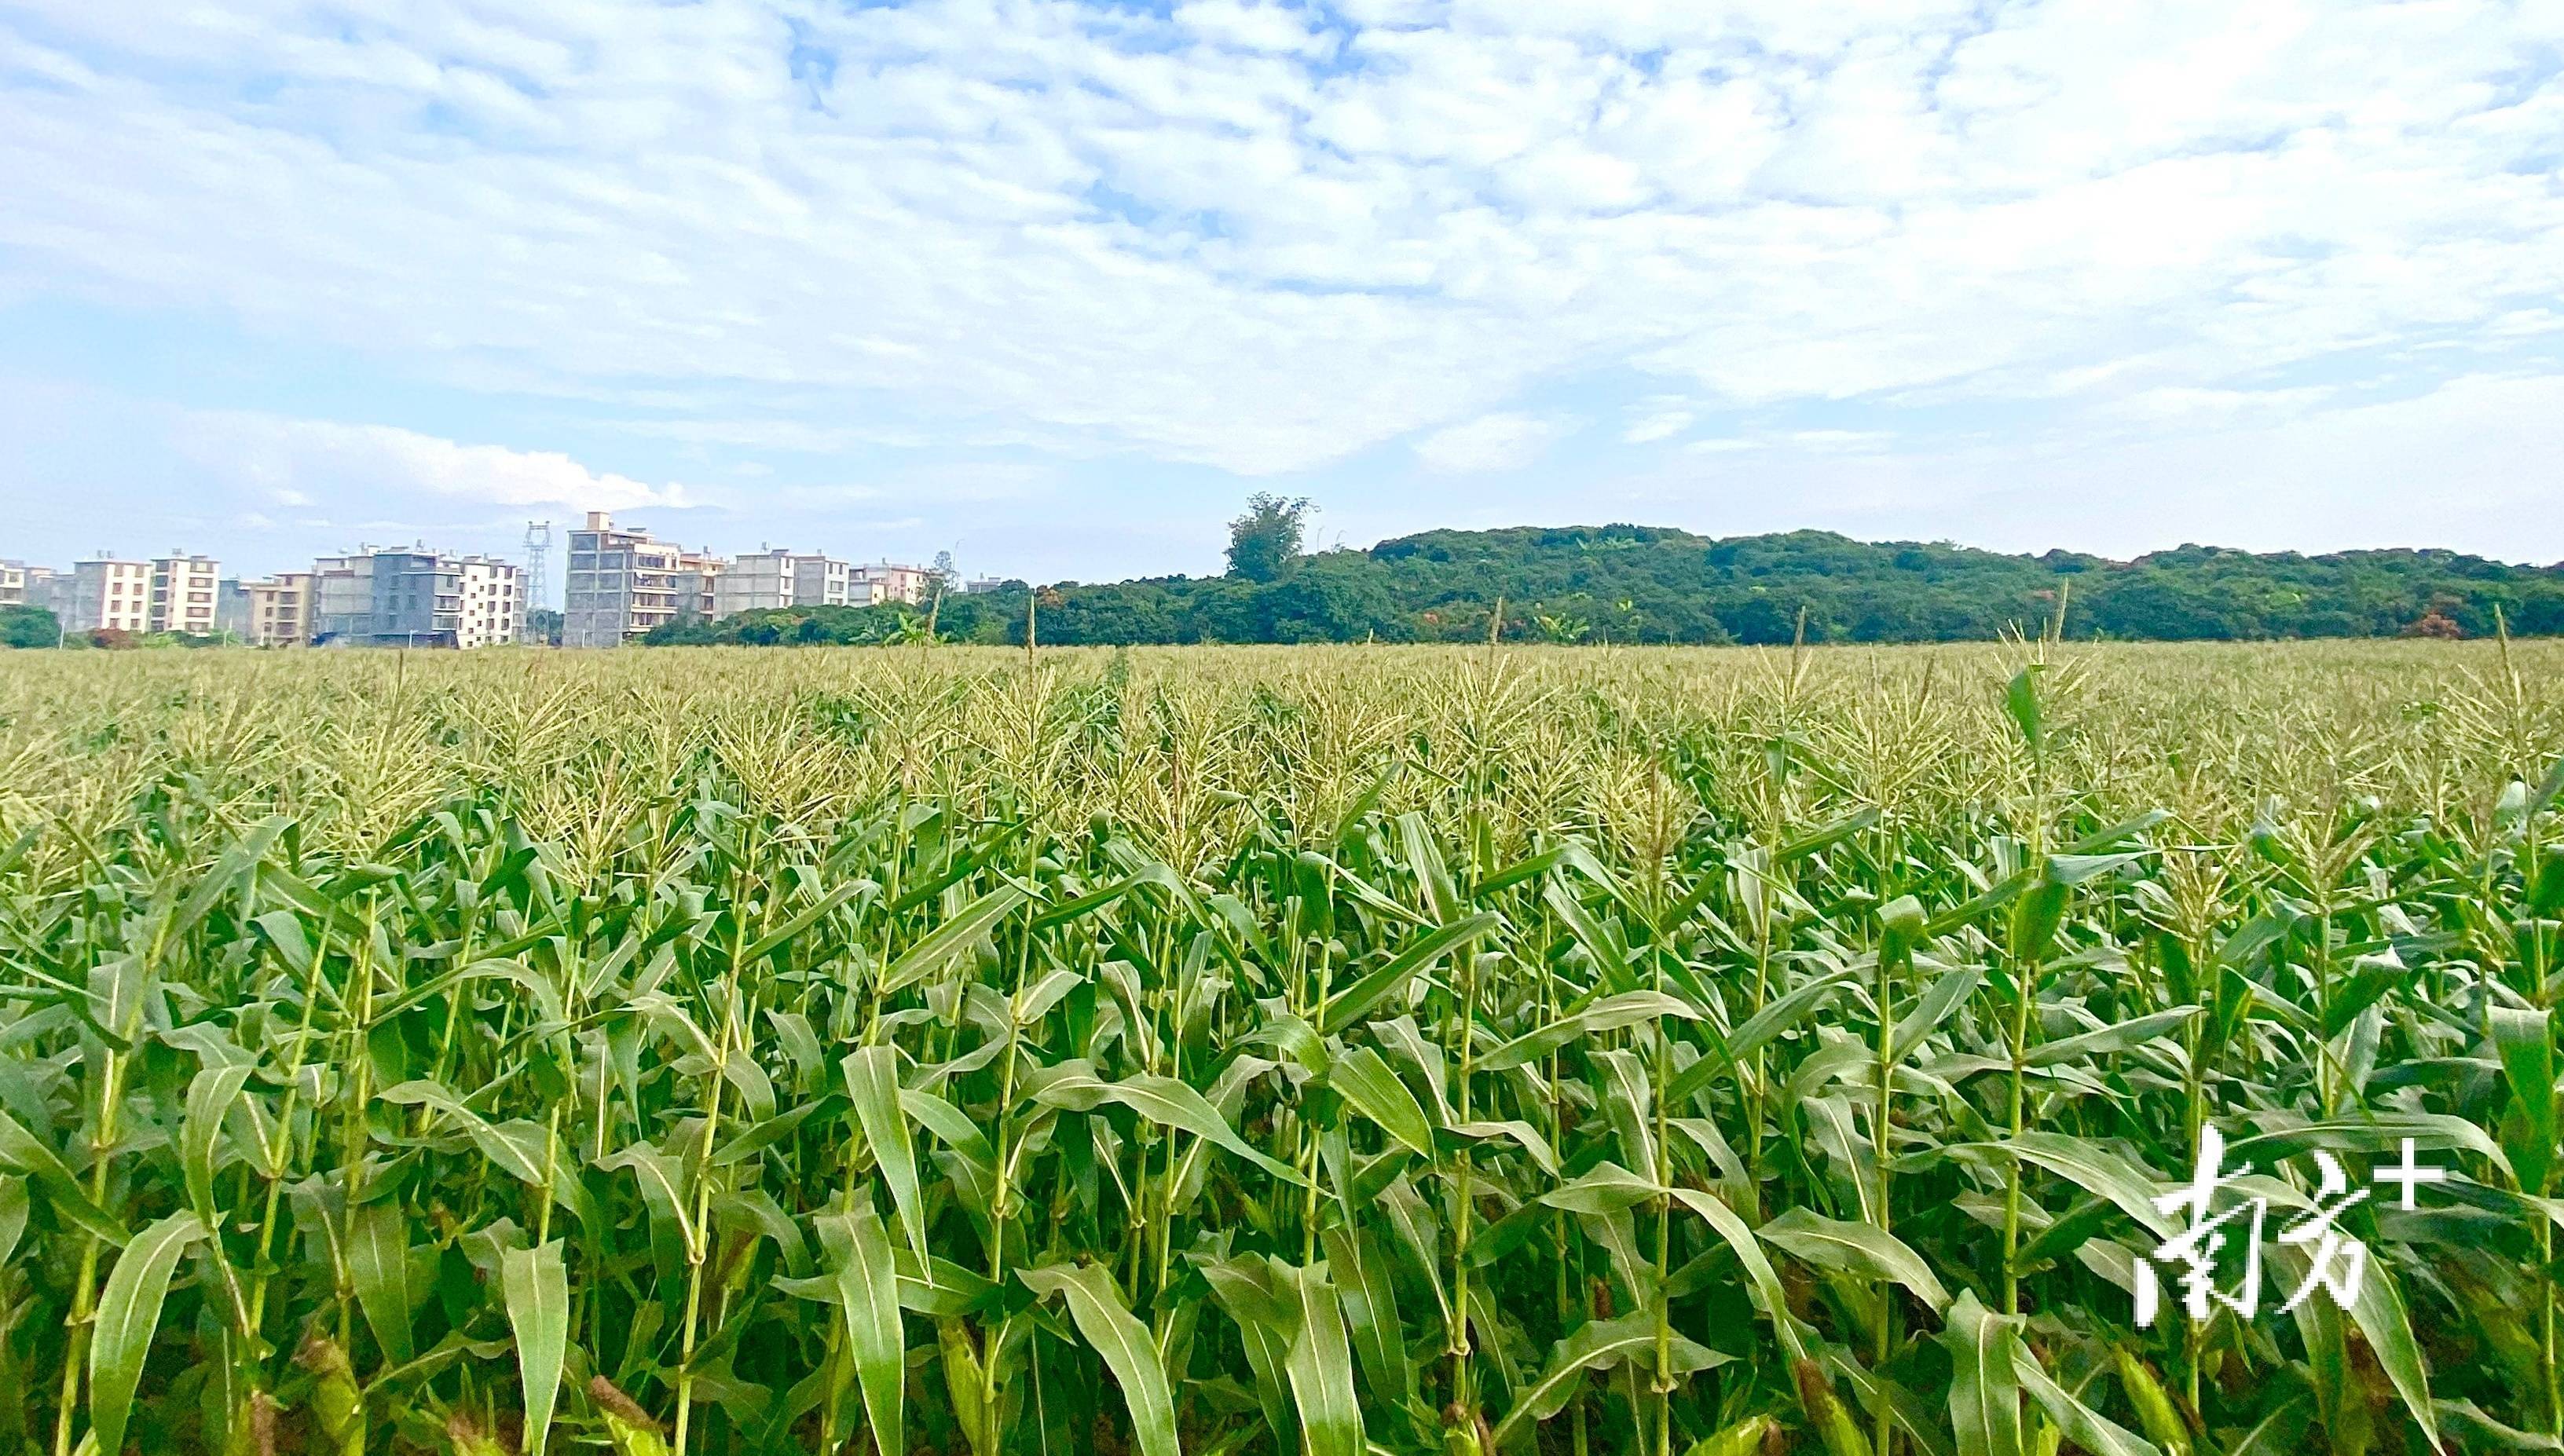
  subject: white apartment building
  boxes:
[149,552,222,636]
[565,512,719,646]
[714,549,852,616]
[850,561,934,607]
[452,556,521,648]
[65,557,152,634]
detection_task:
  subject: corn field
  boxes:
[0,640,2559,1456]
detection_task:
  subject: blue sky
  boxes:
[3,0,2561,601]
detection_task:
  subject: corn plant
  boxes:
[0,638,2556,1456]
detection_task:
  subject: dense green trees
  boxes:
[644,524,2564,648]
[1224,492,1312,583]
[0,605,59,648]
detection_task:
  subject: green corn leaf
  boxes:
[819,1205,905,1456]
[2534,847,2564,918]
[1276,1260,1362,1456]
[1319,913,1498,1034]
[712,1093,848,1167]
[501,1238,570,1456]
[880,883,1027,994]
[349,1199,419,1363]
[1544,877,1632,985]
[743,880,868,961]
[1665,967,1856,1106]
[2000,1132,2181,1241]
[1319,1226,1412,1408]
[2493,1006,2556,1194]
[2019,1008,2203,1069]
[1201,1256,1299,1447]
[1327,1044,1436,1158]
[1889,962,1983,1054]
[379,1078,550,1186]
[1033,1066,1308,1186]
[1492,1311,1723,1447]
[1376,1173,1450,1326]
[2223,1114,2507,1179]
[599,1143,701,1260]
[0,1107,126,1246]
[181,1061,254,1220]
[1595,1048,1657,1176]
[1670,1188,1810,1361]
[1779,807,1884,863]
[2010,1335,2158,1456]
[1942,1290,2024,1456]
[1471,844,1569,900]
[894,1249,1000,1315]
[1541,1160,1661,1216]
[2005,665,2044,757]
[900,1086,996,1168]
[843,1045,928,1264]
[1019,1262,1179,1456]
[1474,990,1698,1072]
[170,818,287,943]
[1395,810,1464,924]
[1443,1118,1559,1176]
[0,1175,27,1268]
[1760,1206,1950,1311]
[89,1211,208,1456]
[2270,1240,2439,1452]
[2533,756,2564,818]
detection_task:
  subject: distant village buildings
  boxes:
[3,511,942,648]
[564,512,938,646]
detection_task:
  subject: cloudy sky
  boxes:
[3,0,2560,594]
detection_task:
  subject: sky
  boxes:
[2,0,2561,600]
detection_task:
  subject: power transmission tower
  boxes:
[522,521,551,639]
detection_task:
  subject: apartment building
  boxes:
[147,552,222,636]
[13,563,64,616]
[850,561,934,607]
[310,550,378,641]
[0,561,66,617]
[451,557,522,648]
[221,573,314,647]
[565,512,719,646]
[713,548,852,616]
[64,557,152,634]
[364,549,522,647]
[308,547,517,646]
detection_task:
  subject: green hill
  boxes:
[648,525,2564,647]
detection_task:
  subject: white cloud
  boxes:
[1413,412,1569,472]
[0,0,2558,548]
[1635,371,2564,562]
[1621,398,1696,444]
[174,412,688,515]
[2104,385,2336,424]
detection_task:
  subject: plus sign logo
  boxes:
[2373,1137,2449,1210]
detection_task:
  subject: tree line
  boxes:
[643,507,2564,648]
